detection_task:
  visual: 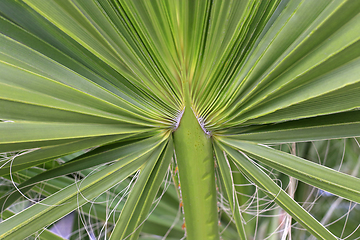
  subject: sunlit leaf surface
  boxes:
[1,1,360,239]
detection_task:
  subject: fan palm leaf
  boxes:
[1,0,360,239]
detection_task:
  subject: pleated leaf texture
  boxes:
[0,1,360,240]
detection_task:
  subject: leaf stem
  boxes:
[173,81,219,239]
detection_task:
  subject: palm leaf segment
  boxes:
[0,0,360,239]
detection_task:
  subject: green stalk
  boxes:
[173,82,219,240]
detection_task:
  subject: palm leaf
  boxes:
[1,0,360,239]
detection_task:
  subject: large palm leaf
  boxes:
[1,0,360,239]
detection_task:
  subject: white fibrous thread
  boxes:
[172,107,211,136]
[173,108,185,131]
[196,115,211,136]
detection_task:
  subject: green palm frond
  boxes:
[1,0,360,239]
